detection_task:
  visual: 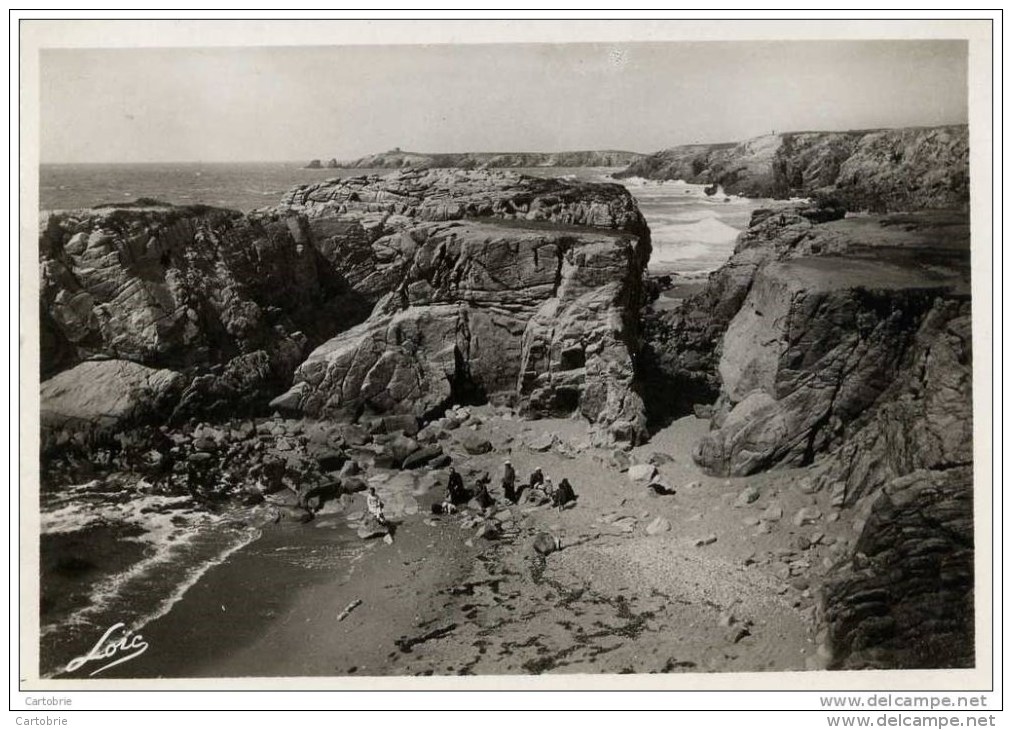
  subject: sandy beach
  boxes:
[82,408,848,679]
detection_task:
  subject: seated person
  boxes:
[553,478,577,509]
[474,481,496,511]
[366,487,387,525]
[446,466,468,505]
[520,474,552,506]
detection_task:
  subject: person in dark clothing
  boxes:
[475,480,495,511]
[553,478,577,511]
[515,466,545,504]
[446,466,467,505]
[502,459,517,503]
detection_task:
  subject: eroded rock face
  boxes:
[646,207,970,460]
[813,304,973,506]
[271,217,650,443]
[638,207,849,406]
[280,302,461,421]
[41,360,186,448]
[617,125,969,212]
[820,467,973,669]
[643,197,973,669]
[276,168,650,237]
[693,259,965,476]
[517,237,648,442]
[41,171,651,443]
[39,203,367,412]
[815,303,973,669]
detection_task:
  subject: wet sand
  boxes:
[93,411,846,679]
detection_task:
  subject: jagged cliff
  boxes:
[643,200,973,668]
[39,170,651,446]
[616,125,969,212]
[324,149,645,170]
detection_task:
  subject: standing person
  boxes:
[366,487,387,525]
[502,459,517,503]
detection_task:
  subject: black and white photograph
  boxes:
[17,16,994,702]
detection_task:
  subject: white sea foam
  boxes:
[42,483,200,539]
[40,504,106,536]
[126,525,262,634]
[43,522,262,678]
[663,209,724,222]
[40,477,265,661]
[651,217,742,245]
[650,241,715,263]
[41,511,216,637]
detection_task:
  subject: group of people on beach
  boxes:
[365,457,579,528]
[436,459,577,515]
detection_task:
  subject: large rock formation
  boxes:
[694,255,968,477]
[643,196,972,669]
[274,168,650,234]
[39,171,651,444]
[616,125,969,212]
[320,149,645,170]
[38,201,369,421]
[676,207,970,477]
[815,299,973,669]
[41,360,186,445]
[270,217,650,443]
[819,466,974,669]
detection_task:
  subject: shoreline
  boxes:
[54,411,832,679]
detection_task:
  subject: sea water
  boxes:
[609,175,770,275]
[39,477,264,677]
[39,162,384,212]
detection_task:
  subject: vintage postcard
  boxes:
[17,17,995,699]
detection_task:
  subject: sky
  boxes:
[39,40,969,163]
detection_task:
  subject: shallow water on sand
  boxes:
[39,478,263,678]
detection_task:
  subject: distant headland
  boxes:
[305,148,646,170]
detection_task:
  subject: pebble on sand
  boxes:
[645,516,671,535]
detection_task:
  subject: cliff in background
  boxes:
[316,149,645,170]
[616,125,969,212]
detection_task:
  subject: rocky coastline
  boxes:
[40,170,651,451]
[642,201,972,668]
[615,125,969,212]
[310,149,645,170]
[39,129,975,675]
